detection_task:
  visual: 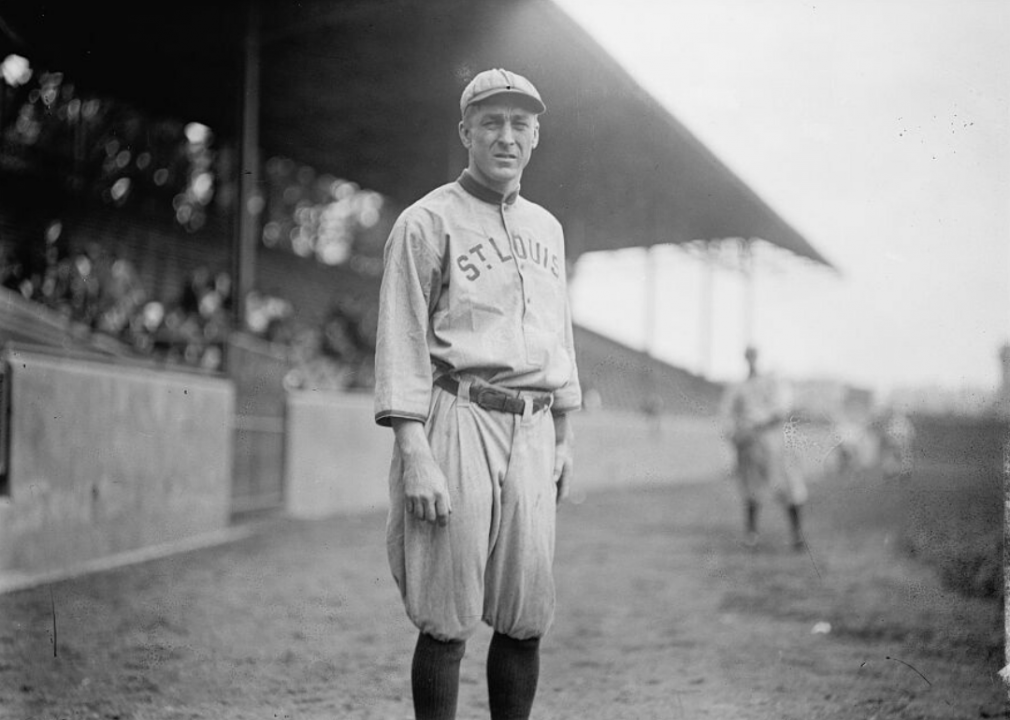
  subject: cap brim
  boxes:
[465,89,546,115]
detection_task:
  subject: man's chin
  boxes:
[474,167,520,190]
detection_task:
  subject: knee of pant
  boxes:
[419,632,467,662]
[412,611,483,644]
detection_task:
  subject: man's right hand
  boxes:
[391,418,453,527]
[402,452,453,526]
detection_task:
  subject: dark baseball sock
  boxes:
[486,631,540,720]
[411,632,466,720]
[746,499,759,535]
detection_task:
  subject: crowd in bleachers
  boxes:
[276,296,377,392]
[1,241,376,386]
[2,241,233,370]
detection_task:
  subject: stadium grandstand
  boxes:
[1,0,832,519]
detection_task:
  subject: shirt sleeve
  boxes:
[551,272,583,415]
[373,212,443,427]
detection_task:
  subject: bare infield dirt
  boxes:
[1,462,1006,719]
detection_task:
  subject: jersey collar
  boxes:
[457,171,519,206]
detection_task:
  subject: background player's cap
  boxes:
[460,69,546,116]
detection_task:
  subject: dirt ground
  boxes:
[1,463,1006,720]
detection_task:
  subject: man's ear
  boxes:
[531,120,540,149]
[458,120,471,149]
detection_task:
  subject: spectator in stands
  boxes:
[721,346,807,550]
[0,245,24,292]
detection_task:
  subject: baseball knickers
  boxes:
[386,382,558,642]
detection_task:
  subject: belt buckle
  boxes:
[475,386,506,413]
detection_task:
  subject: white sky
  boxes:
[553,0,1010,394]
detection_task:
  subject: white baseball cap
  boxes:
[459,68,546,116]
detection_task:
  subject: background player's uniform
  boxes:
[721,373,806,506]
[878,410,915,479]
[374,170,581,642]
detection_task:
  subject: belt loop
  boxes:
[522,392,534,423]
[456,377,471,408]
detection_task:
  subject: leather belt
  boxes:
[434,375,553,416]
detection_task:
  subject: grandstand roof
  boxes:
[0,0,833,267]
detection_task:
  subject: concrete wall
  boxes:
[285,390,391,517]
[284,392,735,518]
[572,411,734,497]
[0,348,234,575]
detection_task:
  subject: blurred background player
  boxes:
[875,406,915,479]
[721,346,807,550]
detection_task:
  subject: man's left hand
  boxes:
[552,412,574,505]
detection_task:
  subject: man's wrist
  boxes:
[391,417,432,459]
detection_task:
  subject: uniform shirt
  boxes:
[720,373,792,441]
[374,171,582,427]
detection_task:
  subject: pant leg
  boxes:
[386,386,511,641]
[736,438,770,503]
[482,406,558,640]
[765,430,808,506]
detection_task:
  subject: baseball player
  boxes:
[720,346,807,550]
[876,406,915,479]
[374,69,581,720]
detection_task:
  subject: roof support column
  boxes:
[640,244,661,418]
[232,0,261,336]
[700,241,715,376]
[741,238,756,348]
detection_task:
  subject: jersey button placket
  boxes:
[499,203,534,362]
[499,204,528,311]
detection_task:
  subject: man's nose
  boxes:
[498,123,516,144]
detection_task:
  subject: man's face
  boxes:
[459,101,539,193]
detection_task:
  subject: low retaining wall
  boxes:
[285,390,391,517]
[572,411,734,496]
[0,347,234,575]
[284,392,734,518]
